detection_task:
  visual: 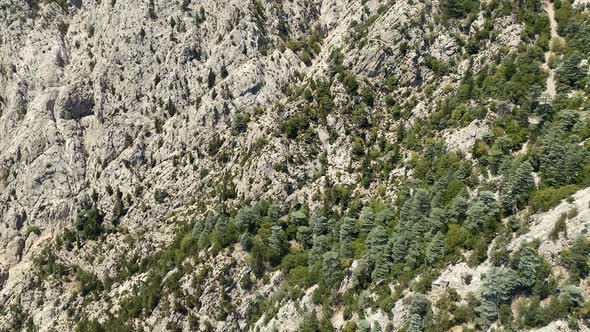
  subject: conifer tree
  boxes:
[515,245,540,289]
[313,215,329,236]
[425,231,447,265]
[479,191,499,216]
[487,143,506,174]
[393,188,433,265]
[559,286,585,308]
[310,235,330,264]
[367,225,388,261]
[500,161,534,213]
[429,207,447,233]
[431,192,444,209]
[453,162,471,181]
[322,251,341,286]
[413,189,432,218]
[372,252,390,282]
[367,225,389,281]
[296,226,313,249]
[406,314,423,332]
[539,131,586,187]
[267,203,282,222]
[351,258,370,289]
[398,199,415,235]
[250,239,266,277]
[236,207,256,233]
[479,288,500,324]
[389,233,408,264]
[465,201,486,232]
[358,319,371,332]
[270,225,287,257]
[406,294,432,332]
[198,230,210,250]
[339,217,356,258]
[359,206,375,234]
[252,200,269,218]
[558,51,584,89]
[291,209,308,226]
[375,208,394,226]
[450,195,469,221]
[556,111,579,131]
[299,310,320,332]
[240,232,253,251]
[432,173,450,197]
[213,214,230,247]
[214,214,229,233]
[478,267,519,323]
[111,189,125,225]
[561,236,590,279]
[405,242,422,268]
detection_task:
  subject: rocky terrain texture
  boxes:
[0,0,589,331]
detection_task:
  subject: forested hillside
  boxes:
[0,0,589,331]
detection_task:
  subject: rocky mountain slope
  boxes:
[0,0,589,331]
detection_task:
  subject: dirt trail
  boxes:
[541,0,561,100]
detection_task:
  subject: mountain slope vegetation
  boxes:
[0,0,589,331]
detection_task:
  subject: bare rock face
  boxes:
[510,187,590,262]
[0,0,310,271]
[56,84,95,120]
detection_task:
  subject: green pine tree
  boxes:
[310,234,330,264]
[313,215,329,236]
[339,217,356,258]
[296,226,313,249]
[359,206,375,234]
[235,207,256,233]
[270,225,287,258]
[500,161,535,213]
[367,225,389,282]
[425,231,447,265]
[322,251,341,286]
[375,208,394,226]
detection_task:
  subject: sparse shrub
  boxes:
[549,213,568,241]
[531,185,579,212]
